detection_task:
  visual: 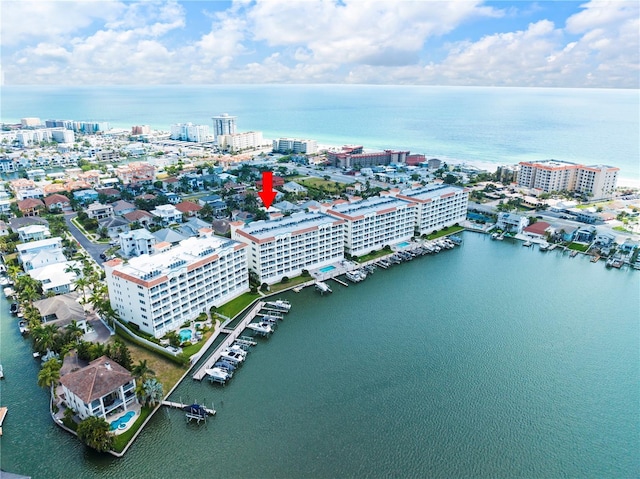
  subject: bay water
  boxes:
[1,85,638,181]
[1,232,638,478]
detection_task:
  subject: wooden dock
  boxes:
[0,406,7,436]
[192,301,265,381]
[161,401,216,416]
[331,277,348,287]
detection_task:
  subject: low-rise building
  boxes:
[86,202,114,220]
[17,198,44,216]
[44,193,72,212]
[495,212,529,234]
[17,224,51,242]
[151,204,182,225]
[29,260,80,295]
[105,232,248,338]
[231,211,344,284]
[119,229,157,257]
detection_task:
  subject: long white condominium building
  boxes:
[324,195,416,257]
[396,185,469,236]
[231,211,345,285]
[104,232,248,338]
[517,159,618,200]
[218,131,264,152]
[273,138,318,155]
[212,113,237,142]
[170,123,211,143]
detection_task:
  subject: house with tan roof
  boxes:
[60,356,137,420]
[123,209,155,228]
[17,198,45,217]
[175,201,202,217]
[44,193,72,212]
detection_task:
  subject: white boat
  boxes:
[246,322,273,335]
[315,281,332,294]
[0,277,9,286]
[220,348,246,363]
[345,271,364,283]
[523,241,532,247]
[19,320,29,335]
[539,242,550,251]
[205,367,231,382]
[0,364,4,379]
[3,287,15,298]
[264,299,291,312]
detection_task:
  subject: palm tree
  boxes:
[38,358,61,398]
[65,320,84,344]
[73,276,90,305]
[77,416,114,452]
[141,378,163,407]
[32,323,60,354]
[131,359,155,381]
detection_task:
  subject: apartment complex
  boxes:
[324,195,416,257]
[327,146,410,169]
[16,128,75,146]
[114,162,156,186]
[170,123,211,143]
[272,138,318,155]
[396,185,469,236]
[517,160,618,200]
[231,211,345,285]
[105,232,248,338]
[218,131,264,152]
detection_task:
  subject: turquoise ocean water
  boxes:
[1,85,638,181]
[0,233,638,478]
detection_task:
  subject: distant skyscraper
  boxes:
[212,113,237,143]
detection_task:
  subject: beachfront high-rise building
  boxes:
[21,117,41,127]
[396,185,469,236]
[517,160,619,200]
[104,232,248,338]
[273,138,319,155]
[231,211,345,285]
[212,113,237,143]
[218,131,264,152]
[324,195,417,257]
[327,147,410,169]
[170,123,211,143]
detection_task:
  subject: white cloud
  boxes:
[1,0,637,87]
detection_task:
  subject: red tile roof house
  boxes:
[44,193,72,212]
[59,356,137,421]
[175,201,202,217]
[17,198,45,216]
[523,221,552,240]
[123,209,155,228]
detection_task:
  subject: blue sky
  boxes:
[1,1,638,87]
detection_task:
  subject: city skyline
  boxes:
[1,0,638,88]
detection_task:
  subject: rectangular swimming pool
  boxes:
[397,241,410,248]
[319,265,336,273]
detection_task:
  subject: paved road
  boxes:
[64,213,110,264]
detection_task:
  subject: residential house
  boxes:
[152,228,188,246]
[151,204,182,225]
[231,210,255,223]
[523,221,552,240]
[98,216,131,240]
[111,200,136,217]
[33,292,86,329]
[0,220,8,237]
[29,260,80,295]
[86,202,114,220]
[165,192,181,205]
[96,187,121,200]
[594,232,616,248]
[44,193,72,212]
[178,217,214,238]
[119,229,157,257]
[282,181,308,195]
[272,201,301,214]
[73,189,99,204]
[17,198,44,217]
[495,212,529,234]
[619,239,639,254]
[60,356,137,420]
[175,201,202,218]
[123,210,155,228]
[9,216,48,232]
[115,162,156,186]
[17,224,51,242]
[574,226,596,244]
[0,199,11,216]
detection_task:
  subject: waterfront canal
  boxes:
[1,232,638,478]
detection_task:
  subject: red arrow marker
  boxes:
[258,171,277,209]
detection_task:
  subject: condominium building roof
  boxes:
[106,233,244,284]
[234,211,342,242]
[397,184,467,202]
[326,196,414,220]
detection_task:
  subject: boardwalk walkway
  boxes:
[192,301,265,381]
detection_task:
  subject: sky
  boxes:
[1,0,638,88]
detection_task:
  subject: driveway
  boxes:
[64,213,111,264]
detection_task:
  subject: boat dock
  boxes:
[0,406,7,436]
[161,400,217,416]
[192,301,265,381]
[331,277,348,287]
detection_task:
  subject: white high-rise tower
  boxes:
[212,113,237,143]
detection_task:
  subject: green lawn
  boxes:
[567,242,590,252]
[112,406,154,452]
[356,249,392,263]
[268,274,312,292]
[297,177,346,193]
[215,291,261,319]
[425,225,465,240]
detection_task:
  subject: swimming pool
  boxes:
[397,241,410,248]
[109,411,136,431]
[319,265,336,273]
[179,329,193,342]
